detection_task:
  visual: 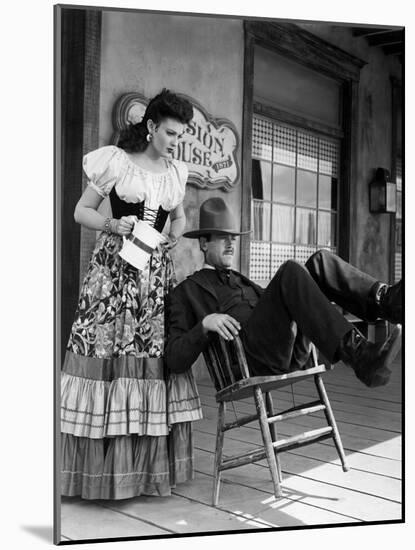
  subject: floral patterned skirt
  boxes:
[61,233,202,500]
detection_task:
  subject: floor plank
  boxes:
[192,429,401,501]
[172,470,359,527]
[60,497,170,541]
[102,493,269,533]
[191,448,401,523]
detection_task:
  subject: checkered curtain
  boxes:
[250,115,339,282]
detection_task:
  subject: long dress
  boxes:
[60,145,203,500]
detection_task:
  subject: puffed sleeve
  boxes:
[82,145,123,197]
[171,160,189,205]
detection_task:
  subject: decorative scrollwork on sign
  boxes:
[111,92,240,192]
[111,91,148,143]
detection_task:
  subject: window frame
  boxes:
[250,113,341,281]
[240,21,365,275]
[390,77,403,284]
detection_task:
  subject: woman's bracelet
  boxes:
[103,217,120,235]
[103,217,113,234]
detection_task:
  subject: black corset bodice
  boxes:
[109,187,170,232]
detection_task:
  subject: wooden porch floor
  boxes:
[60,354,402,543]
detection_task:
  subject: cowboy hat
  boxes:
[183,197,251,239]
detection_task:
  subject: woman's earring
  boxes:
[146,133,152,142]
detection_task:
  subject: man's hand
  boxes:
[202,314,241,340]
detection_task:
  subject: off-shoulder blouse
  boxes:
[83,145,188,212]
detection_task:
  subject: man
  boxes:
[165,197,402,388]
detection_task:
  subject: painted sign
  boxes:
[112,92,240,192]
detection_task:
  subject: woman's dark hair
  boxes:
[118,89,193,152]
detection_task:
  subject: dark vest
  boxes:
[109,187,169,232]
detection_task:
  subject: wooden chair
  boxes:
[203,334,349,505]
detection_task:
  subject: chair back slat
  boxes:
[204,346,221,390]
[310,343,318,368]
[212,342,230,387]
[204,334,252,390]
[233,336,250,379]
[205,344,226,391]
[218,337,236,385]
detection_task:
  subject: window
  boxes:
[250,114,340,282]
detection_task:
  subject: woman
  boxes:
[61,89,203,500]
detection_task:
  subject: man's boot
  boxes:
[337,324,402,387]
[378,281,402,324]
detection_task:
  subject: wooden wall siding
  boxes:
[59,8,102,359]
[241,21,365,274]
[60,8,86,360]
[79,10,102,285]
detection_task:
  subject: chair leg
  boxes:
[265,392,282,482]
[314,374,349,472]
[212,401,226,505]
[254,386,283,498]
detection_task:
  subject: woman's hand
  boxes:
[202,313,241,340]
[112,216,135,236]
[161,235,179,250]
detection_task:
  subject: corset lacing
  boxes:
[142,206,159,226]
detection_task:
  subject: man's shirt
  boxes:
[200,267,259,325]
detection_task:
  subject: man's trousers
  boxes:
[241,250,379,376]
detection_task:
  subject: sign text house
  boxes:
[112,92,240,191]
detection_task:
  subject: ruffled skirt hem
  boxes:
[167,371,203,425]
[61,355,203,438]
[62,474,173,500]
[61,372,170,438]
[61,423,194,500]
